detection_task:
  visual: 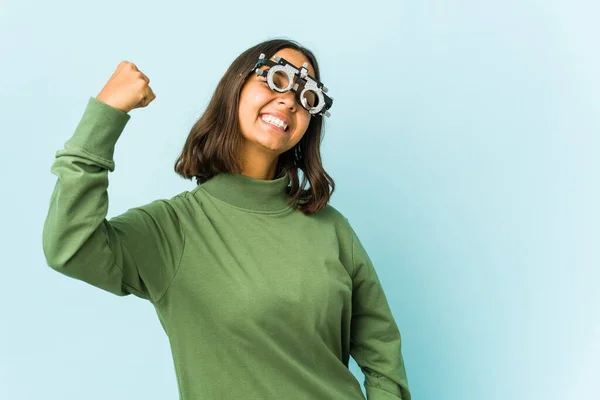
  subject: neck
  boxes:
[239,140,280,180]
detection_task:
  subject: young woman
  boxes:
[42,38,411,400]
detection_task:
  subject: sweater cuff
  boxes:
[366,385,405,399]
[66,96,131,162]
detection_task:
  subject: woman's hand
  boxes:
[96,61,156,113]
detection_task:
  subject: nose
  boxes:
[277,89,297,112]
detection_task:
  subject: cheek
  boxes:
[239,87,268,119]
[296,114,311,135]
[239,95,256,119]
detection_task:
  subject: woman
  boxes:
[42,38,411,400]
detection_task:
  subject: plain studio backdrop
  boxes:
[0,1,598,399]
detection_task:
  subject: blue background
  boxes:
[1,1,598,399]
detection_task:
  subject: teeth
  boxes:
[261,114,288,131]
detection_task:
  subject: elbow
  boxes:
[42,240,70,272]
[42,226,74,272]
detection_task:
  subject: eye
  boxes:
[302,90,317,108]
[257,76,269,86]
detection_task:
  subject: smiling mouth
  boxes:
[261,118,289,134]
[260,115,289,133]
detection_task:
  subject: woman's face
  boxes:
[238,48,315,157]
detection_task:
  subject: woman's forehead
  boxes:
[270,48,316,77]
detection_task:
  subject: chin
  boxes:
[259,140,288,154]
[241,132,284,153]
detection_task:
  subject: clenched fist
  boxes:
[96,61,156,114]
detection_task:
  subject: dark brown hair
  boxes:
[174,38,335,216]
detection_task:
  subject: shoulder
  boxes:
[310,203,345,222]
[310,203,356,241]
[125,189,198,226]
[318,203,354,226]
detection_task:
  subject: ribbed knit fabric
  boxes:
[42,96,411,400]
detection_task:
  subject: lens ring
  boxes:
[267,65,293,92]
[300,88,324,114]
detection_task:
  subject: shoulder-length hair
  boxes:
[174,38,335,216]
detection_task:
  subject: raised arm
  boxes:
[42,63,184,302]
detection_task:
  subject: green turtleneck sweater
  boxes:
[42,96,411,400]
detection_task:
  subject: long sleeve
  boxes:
[42,96,185,302]
[347,221,411,400]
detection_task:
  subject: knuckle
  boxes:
[137,72,149,85]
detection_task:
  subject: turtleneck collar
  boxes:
[198,172,292,213]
